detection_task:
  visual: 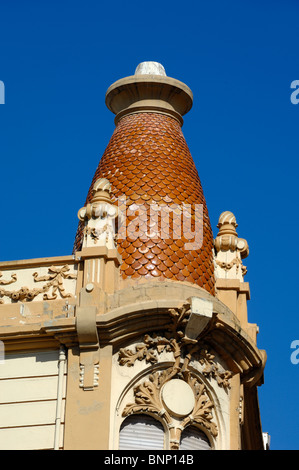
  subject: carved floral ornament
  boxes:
[0,265,77,304]
[118,303,232,449]
[215,257,247,276]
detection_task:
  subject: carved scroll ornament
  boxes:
[122,368,218,449]
[118,303,231,390]
[0,265,77,304]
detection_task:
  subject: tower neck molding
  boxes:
[105,61,193,126]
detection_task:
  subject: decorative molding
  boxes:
[215,257,247,276]
[0,272,17,285]
[0,265,77,304]
[192,346,232,390]
[118,302,233,447]
[180,375,218,437]
[122,368,217,449]
[123,369,173,424]
[76,287,100,391]
[83,225,116,245]
[239,395,244,425]
[33,265,77,300]
[118,333,172,367]
[118,303,231,390]
[79,363,99,389]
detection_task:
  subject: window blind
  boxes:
[119,415,164,450]
[180,426,211,450]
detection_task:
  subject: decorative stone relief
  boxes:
[0,272,17,286]
[118,303,231,390]
[118,302,232,449]
[78,178,122,250]
[0,265,77,304]
[122,368,218,449]
[79,363,99,389]
[214,211,249,281]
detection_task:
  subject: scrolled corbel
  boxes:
[183,297,214,343]
[76,286,100,390]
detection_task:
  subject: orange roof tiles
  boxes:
[74,112,215,295]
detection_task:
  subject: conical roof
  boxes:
[74,63,215,295]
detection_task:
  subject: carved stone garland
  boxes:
[119,303,232,449]
[119,303,231,389]
[0,265,77,303]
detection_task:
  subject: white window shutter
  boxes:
[119,415,164,450]
[180,426,211,450]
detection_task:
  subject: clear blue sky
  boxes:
[0,0,298,450]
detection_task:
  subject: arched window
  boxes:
[119,415,164,450]
[180,426,211,450]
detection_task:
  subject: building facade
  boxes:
[0,62,266,450]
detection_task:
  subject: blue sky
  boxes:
[0,0,299,450]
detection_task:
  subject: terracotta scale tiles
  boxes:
[74,112,215,295]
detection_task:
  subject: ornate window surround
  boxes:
[112,301,231,450]
[115,363,220,450]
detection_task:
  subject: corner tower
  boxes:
[74,62,215,294]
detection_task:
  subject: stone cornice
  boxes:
[105,74,193,126]
[0,280,266,388]
[0,255,77,270]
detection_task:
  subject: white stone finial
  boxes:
[217,211,238,230]
[134,61,166,76]
[78,178,121,250]
[214,211,249,281]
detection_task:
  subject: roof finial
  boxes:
[77,178,121,250]
[134,61,166,76]
[214,211,249,280]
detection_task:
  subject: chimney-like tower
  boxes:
[74,62,215,294]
